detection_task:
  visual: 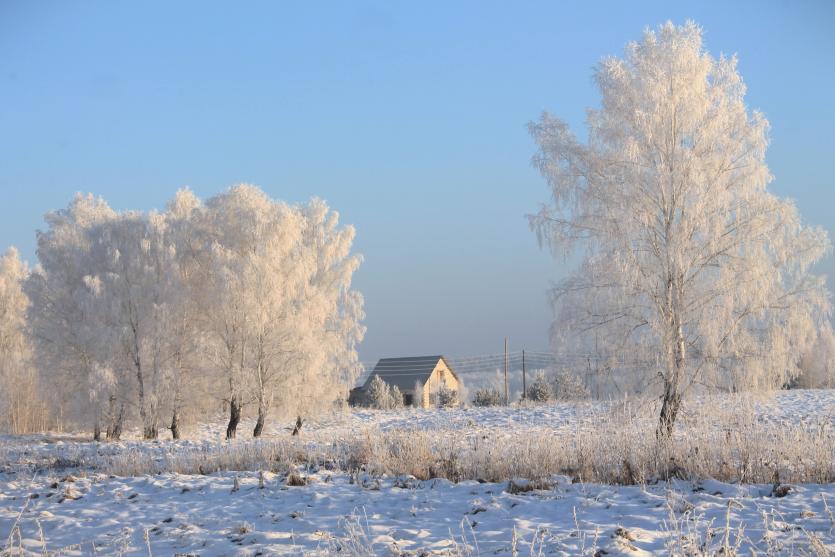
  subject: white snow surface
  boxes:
[3,472,835,556]
[2,389,834,555]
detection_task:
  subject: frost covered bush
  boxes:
[389,386,404,409]
[434,384,459,408]
[526,372,552,402]
[552,371,589,401]
[471,387,502,407]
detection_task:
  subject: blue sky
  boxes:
[1,1,833,363]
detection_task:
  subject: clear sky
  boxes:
[1,1,833,364]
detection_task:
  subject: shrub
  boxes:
[472,387,503,407]
[552,370,590,401]
[434,384,459,408]
[389,385,404,409]
[526,372,552,402]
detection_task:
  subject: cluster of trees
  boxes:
[365,375,405,410]
[361,375,460,409]
[530,22,832,435]
[0,185,364,439]
[469,369,590,406]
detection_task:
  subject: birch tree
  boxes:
[87,211,180,440]
[238,197,306,437]
[198,186,267,439]
[200,187,364,438]
[270,199,364,426]
[26,194,123,438]
[0,247,44,433]
[529,22,831,436]
[162,189,205,439]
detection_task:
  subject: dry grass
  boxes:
[334,396,834,485]
[2,395,833,486]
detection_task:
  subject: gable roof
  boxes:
[362,355,458,391]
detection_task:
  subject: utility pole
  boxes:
[522,349,527,401]
[504,337,509,405]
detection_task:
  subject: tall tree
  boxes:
[199,187,364,439]
[273,199,364,427]
[27,194,123,438]
[529,22,831,436]
[87,211,180,440]
[199,185,278,439]
[162,188,206,439]
[0,247,43,433]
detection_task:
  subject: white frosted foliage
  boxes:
[530,22,831,433]
[24,186,364,439]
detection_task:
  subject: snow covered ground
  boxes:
[3,470,834,555]
[2,389,834,555]
[0,473,835,555]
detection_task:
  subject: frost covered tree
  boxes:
[530,22,831,436]
[389,386,404,409]
[264,197,363,431]
[187,185,364,438]
[87,210,184,440]
[0,248,45,433]
[26,194,123,438]
[797,327,835,389]
[29,193,203,440]
[195,186,293,438]
[365,376,404,410]
[526,372,552,403]
[366,374,393,409]
[161,189,206,439]
[26,186,363,439]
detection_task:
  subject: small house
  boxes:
[351,355,461,408]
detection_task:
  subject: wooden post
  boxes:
[504,337,509,405]
[522,349,527,400]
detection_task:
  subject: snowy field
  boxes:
[2,390,834,555]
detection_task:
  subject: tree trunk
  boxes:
[93,422,101,442]
[657,380,682,439]
[291,416,303,436]
[136,368,158,440]
[171,408,181,440]
[106,396,124,441]
[143,422,158,440]
[226,396,241,440]
[657,275,686,439]
[142,397,159,440]
[107,407,124,441]
[253,404,266,438]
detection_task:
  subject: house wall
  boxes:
[420,360,460,408]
